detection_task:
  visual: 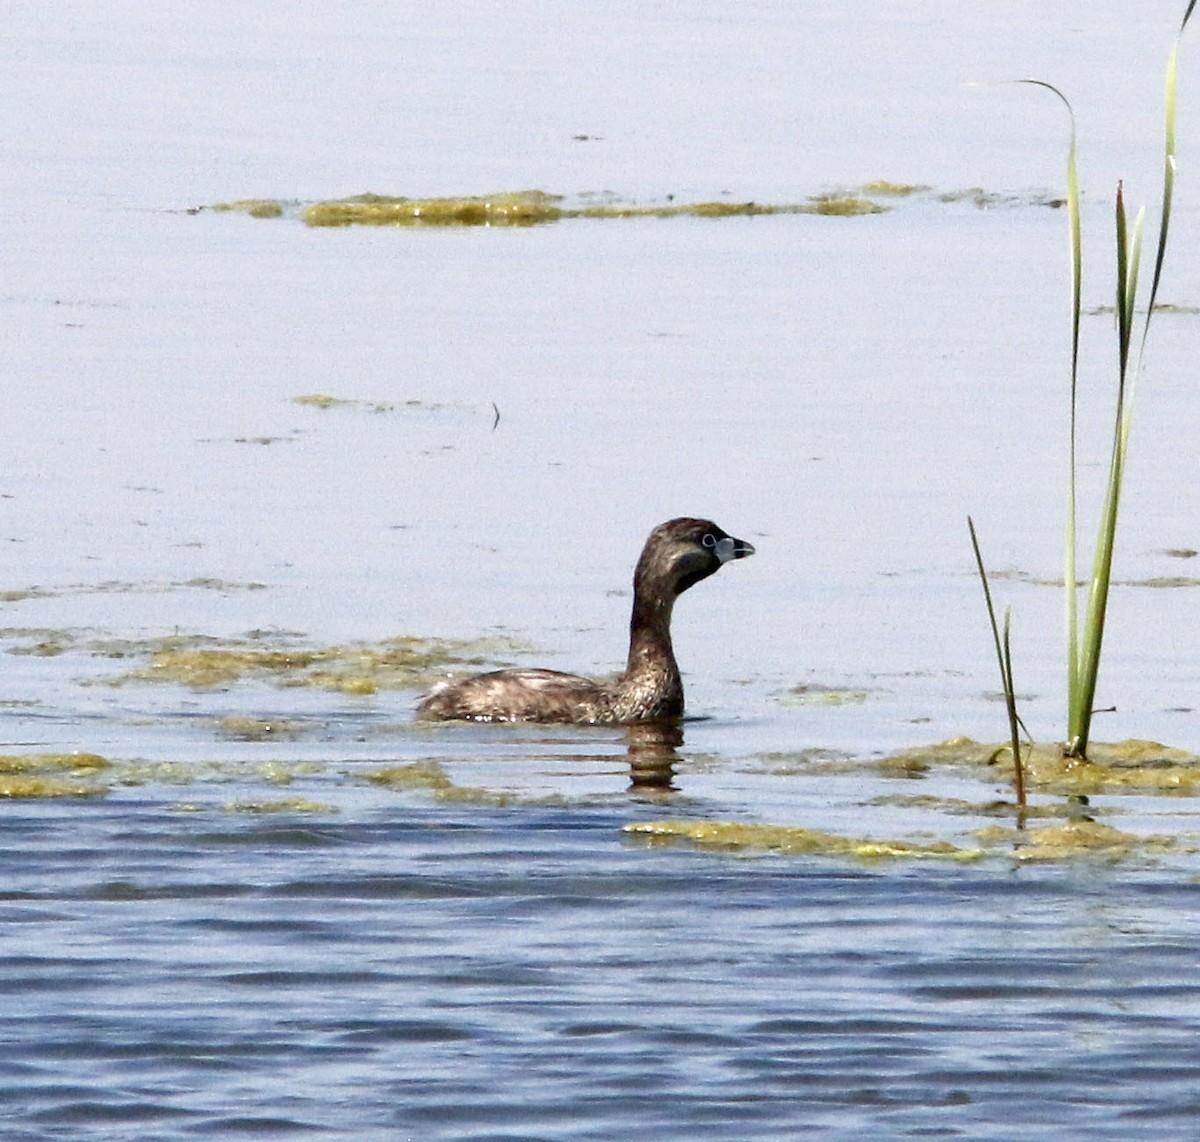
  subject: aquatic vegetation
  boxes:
[362,761,567,807]
[364,761,455,793]
[778,682,870,706]
[0,752,110,798]
[304,190,566,227]
[937,187,1063,210]
[300,190,888,227]
[0,578,265,611]
[884,736,1200,796]
[968,518,1026,804]
[102,632,531,693]
[200,183,1076,236]
[209,198,287,218]
[222,796,337,814]
[976,820,1176,862]
[626,767,1187,864]
[292,393,448,414]
[624,819,982,861]
[111,757,325,788]
[213,717,310,742]
[861,180,931,197]
[972,5,1195,761]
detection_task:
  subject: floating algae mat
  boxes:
[297,190,887,227]
[624,816,1177,864]
[204,183,1065,228]
[95,632,533,693]
[883,736,1200,795]
[681,737,1200,863]
[624,819,981,861]
[362,761,568,808]
[0,752,110,799]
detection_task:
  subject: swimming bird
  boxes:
[416,517,755,723]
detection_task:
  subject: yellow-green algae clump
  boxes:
[624,816,1174,864]
[0,752,109,798]
[291,393,445,414]
[890,736,1200,795]
[222,796,336,814]
[363,761,566,807]
[625,819,979,861]
[976,819,1175,863]
[205,183,1066,230]
[209,198,286,219]
[300,190,886,227]
[104,633,529,694]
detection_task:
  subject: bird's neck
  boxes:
[625,586,679,682]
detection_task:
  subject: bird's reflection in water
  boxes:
[625,721,684,791]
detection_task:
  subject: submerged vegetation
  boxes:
[973,5,1196,763]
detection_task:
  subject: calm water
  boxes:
[5,2,1200,1137]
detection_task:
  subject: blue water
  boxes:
[5,789,1200,1140]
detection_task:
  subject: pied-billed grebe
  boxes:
[416,517,755,724]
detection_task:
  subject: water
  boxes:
[5,2,1200,1137]
[6,796,1200,1139]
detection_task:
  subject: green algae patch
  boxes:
[365,761,455,793]
[200,183,1071,231]
[435,784,567,808]
[104,632,529,693]
[0,752,110,798]
[976,819,1176,862]
[0,752,108,773]
[111,757,324,789]
[0,775,107,798]
[210,198,286,219]
[749,748,856,775]
[137,647,326,689]
[293,393,359,410]
[222,796,337,814]
[304,190,566,227]
[294,393,421,413]
[808,194,885,216]
[8,637,69,657]
[362,761,567,807]
[868,792,1093,821]
[292,393,464,418]
[994,739,1200,795]
[623,819,981,861]
[214,716,311,742]
[880,736,1200,796]
[625,815,1177,864]
[779,683,871,707]
[0,579,265,610]
[297,189,890,228]
[861,180,932,197]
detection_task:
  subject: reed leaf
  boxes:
[968,517,1026,805]
[1062,11,1191,757]
[1003,8,1192,759]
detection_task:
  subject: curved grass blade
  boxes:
[968,517,1027,806]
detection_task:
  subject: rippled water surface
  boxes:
[6,2,1200,1137]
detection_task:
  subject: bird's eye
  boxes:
[702,534,716,549]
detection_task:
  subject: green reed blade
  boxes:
[1020,82,1087,753]
[1001,608,1026,807]
[968,517,1026,805]
[1064,10,1190,757]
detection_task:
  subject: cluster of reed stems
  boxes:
[972,3,1195,802]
